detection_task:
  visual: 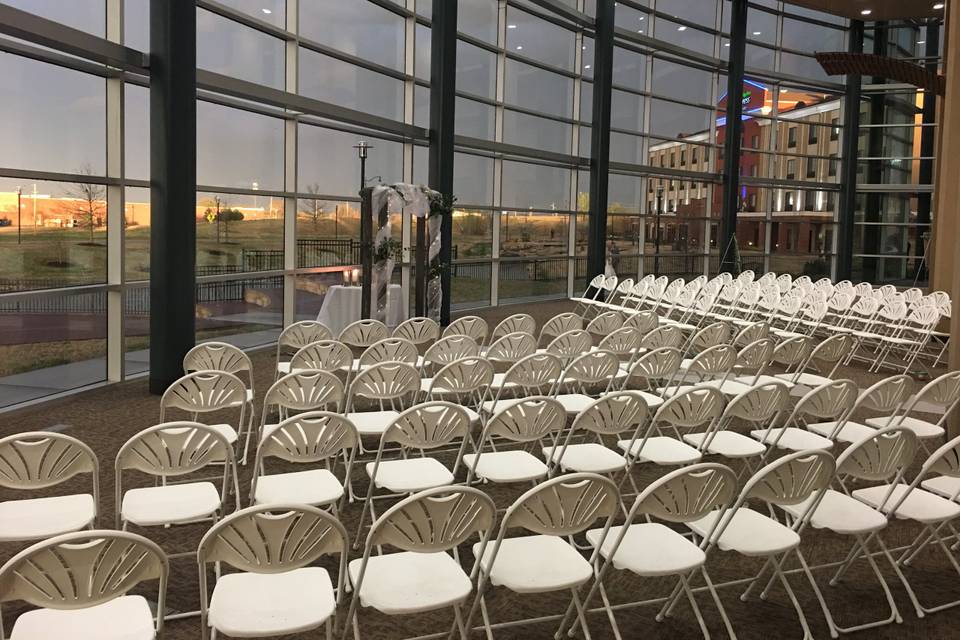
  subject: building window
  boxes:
[751,134,760,149]
[808,126,818,145]
[804,191,817,210]
[785,191,795,211]
[692,148,698,164]
[788,127,797,148]
[669,200,675,212]
[787,159,796,180]
[828,153,837,177]
[806,157,817,178]
[680,150,686,166]
[670,153,675,167]
[826,191,836,211]
[748,193,757,211]
[660,155,665,167]
[830,118,840,141]
[786,225,798,251]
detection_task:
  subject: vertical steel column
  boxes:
[429,0,457,325]
[106,0,124,383]
[915,19,940,282]
[862,23,887,281]
[586,0,615,284]
[719,0,748,274]
[282,0,298,327]
[149,0,196,394]
[835,20,864,281]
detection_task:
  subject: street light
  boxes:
[353,141,374,191]
[16,186,21,244]
[654,185,664,276]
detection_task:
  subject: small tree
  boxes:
[217,208,244,243]
[298,183,325,233]
[61,164,106,242]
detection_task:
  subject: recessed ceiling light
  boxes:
[752,31,761,35]
[637,29,644,33]
[724,42,731,46]
[516,45,523,50]
[582,45,587,49]
[507,24,517,29]
[677,25,687,31]
[585,64,592,69]
[934,2,945,8]
[918,39,926,44]
[262,8,271,14]
[860,8,872,15]
[638,16,645,20]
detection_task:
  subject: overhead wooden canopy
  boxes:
[784,0,942,21]
[816,52,946,94]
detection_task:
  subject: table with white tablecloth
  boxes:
[316,284,407,335]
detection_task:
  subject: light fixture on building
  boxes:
[752,31,761,35]
[934,2,945,9]
[507,24,517,29]
[724,42,731,46]
[262,8,271,14]
[516,45,523,50]
[918,40,926,44]
[677,25,687,31]
[860,9,872,15]
[584,64,591,69]
[638,16,645,20]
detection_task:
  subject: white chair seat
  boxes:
[807,420,876,444]
[781,489,887,535]
[473,535,592,593]
[864,416,945,439]
[688,508,799,556]
[209,567,335,637]
[0,494,95,542]
[542,443,626,473]
[586,523,705,577]
[121,481,221,526]
[348,551,471,614]
[488,373,518,390]
[463,451,548,483]
[366,458,454,493]
[772,329,807,340]
[732,374,794,388]
[921,475,960,501]
[617,436,702,465]
[852,483,960,523]
[773,372,832,388]
[683,432,765,458]
[554,393,597,414]
[253,469,343,507]
[207,423,239,444]
[696,378,754,396]
[480,397,524,414]
[346,411,401,437]
[749,427,834,451]
[10,595,154,640]
[605,389,664,410]
[277,361,291,375]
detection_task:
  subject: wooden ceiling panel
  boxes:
[783,0,942,22]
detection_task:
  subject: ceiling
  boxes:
[784,0,944,22]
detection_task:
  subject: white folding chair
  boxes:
[751,379,854,455]
[619,384,724,467]
[864,369,960,452]
[252,369,345,463]
[468,473,620,640]
[585,311,624,342]
[808,374,913,444]
[774,333,858,395]
[356,402,473,546]
[484,331,537,373]
[183,342,256,455]
[623,309,658,334]
[251,411,358,511]
[198,504,348,640]
[443,315,489,344]
[392,316,441,352]
[275,320,333,378]
[664,343,738,397]
[339,318,389,356]
[481,352,563,415]
[115,422,239,531]
[465,397,567,485]
[595,326,643,362]
[289,339,354,377]
[617,345,682,410]
[542,329,593,366]
[577,463,739,640]
[344,486,496,640]
[421,357,493,424]
[0,530,168,640]
[852,432,960,616]
[688,450,836,640]
[539,312,584,347]
[489,313,536,343]
[554,350,621,415]
[570,274,607,315]
[683,381,789,475]
[356,337,420,372]
[0,432,98,543]
[420,334,481,376]
[781,427,917,635]
[344,361,421,448]
[159,370,247,461]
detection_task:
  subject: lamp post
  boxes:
[354,141,373,192]
[16,186,21,244]
[654,185,664,275]
[251,181,258,209]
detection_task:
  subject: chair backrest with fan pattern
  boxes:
[290,340,353,372]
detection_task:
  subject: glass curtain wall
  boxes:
[854,19,941,286]
[0,0,426,407]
